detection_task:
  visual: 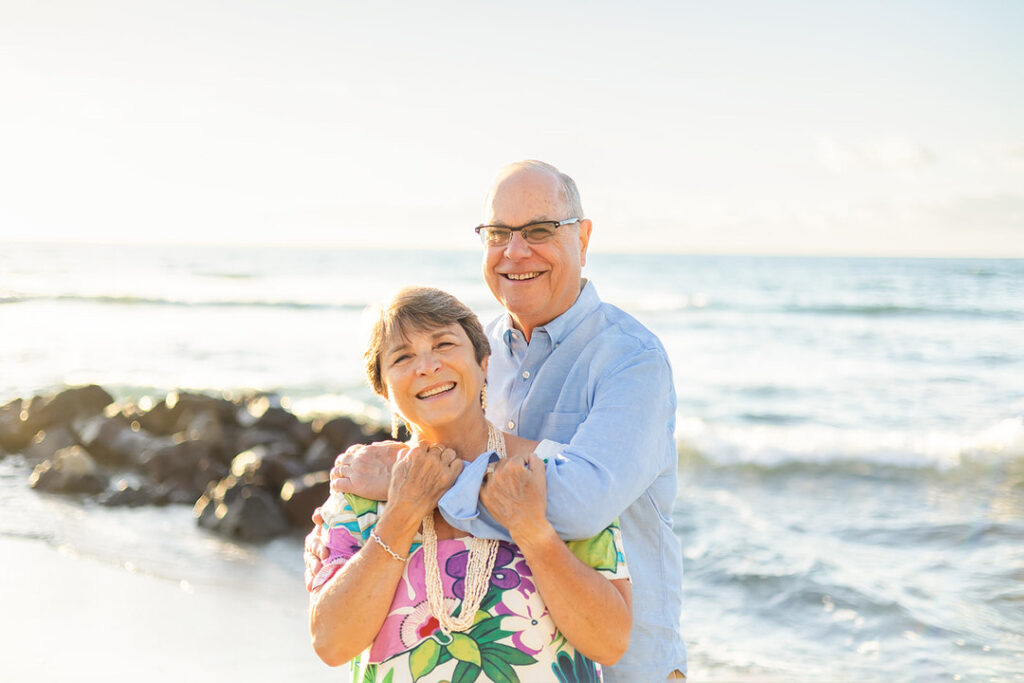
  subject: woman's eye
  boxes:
[436,341,455,349]
[392,354,411,364]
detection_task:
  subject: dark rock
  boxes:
[162,393,239,442]
[193,491,219,529]
[233,429,299,457]
[72,414,163,468]
[164,486,203,505]
[236,394,296,429]
[138,439,226,501]
[257,406,300,432]
[303,436,339,472]
[116,401,148,424]
[316,416,365,452]
[98,478,157,507]
[0,398,33,452]
[22,385,113,434]
[167,391,237,425]
[280,471,330,527]
[289,420,317,450]
[194,475,289,541]
[139,439,211,484]
[22,426,79,464]
[29,445,108,495]
[177,409,226,445]
[135,399,178,436]
[230,444,305,492]
[192,455,229,497]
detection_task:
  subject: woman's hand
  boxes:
[480,451,549,542]
[385,443,463,524]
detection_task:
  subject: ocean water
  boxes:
[2,243,1023,681]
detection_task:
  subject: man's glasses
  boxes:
[474,218,580,247]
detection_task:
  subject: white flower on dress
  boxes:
[500,589,556,654]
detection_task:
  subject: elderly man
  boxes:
[308,160,686,681]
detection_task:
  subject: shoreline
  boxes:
[0,535,343,682]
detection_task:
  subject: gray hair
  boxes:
[503,160,585,219]
[364,286,490,399]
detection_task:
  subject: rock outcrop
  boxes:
[5,384,385,542]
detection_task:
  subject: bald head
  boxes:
[484,160,584,222]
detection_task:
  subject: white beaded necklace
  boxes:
[421,421,505,635]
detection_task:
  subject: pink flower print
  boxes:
[323,526,361,561]
[397,598,460,649]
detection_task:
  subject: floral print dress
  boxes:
[311,492,630,683]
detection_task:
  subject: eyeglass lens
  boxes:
[483,222,557,245]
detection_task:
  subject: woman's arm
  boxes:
[480,450,632,665]
[309,444,462,666]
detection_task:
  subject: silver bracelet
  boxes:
[370,530,408,562]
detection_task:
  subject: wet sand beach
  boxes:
[0,536,341,682]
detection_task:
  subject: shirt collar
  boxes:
[500,279,600,349]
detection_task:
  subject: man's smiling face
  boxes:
[481,166,591,340]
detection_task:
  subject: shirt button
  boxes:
[522,371,530,379]
[507,420,515,430]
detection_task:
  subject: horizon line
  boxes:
[1,238,1021,260]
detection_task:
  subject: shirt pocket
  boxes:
[539,410,586,444]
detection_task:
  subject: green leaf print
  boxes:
[345,493,379,517]
[382,671,394,683]
[481,655,519,683]
[409,638,442,681]
[566,528,617,572]
[361,663,378,683]
[479,642,537,667]
[452,660,482,683]
[447,632,482,666]
[468,615,514,645]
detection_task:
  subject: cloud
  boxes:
[926,193,1024,235]
[816,136,936,172]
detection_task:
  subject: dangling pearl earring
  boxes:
[391,412,405,439]
[480,383,488,411]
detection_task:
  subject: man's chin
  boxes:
[499,293,544,318]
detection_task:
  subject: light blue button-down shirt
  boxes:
[441,280,687,682]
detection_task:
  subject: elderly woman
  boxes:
[309,286,631,683]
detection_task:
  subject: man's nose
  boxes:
[503,230,532,259]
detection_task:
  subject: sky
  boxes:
[1,0,1022,256]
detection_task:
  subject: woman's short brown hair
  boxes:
[364,286,490,398]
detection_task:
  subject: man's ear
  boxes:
[578,219,593,266]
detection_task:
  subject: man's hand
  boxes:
[304,506,328,591]
[330,441,405,499]
[480,451,549,542]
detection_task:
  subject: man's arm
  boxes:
[467,347,676,540]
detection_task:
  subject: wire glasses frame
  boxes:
[474,217,581,247]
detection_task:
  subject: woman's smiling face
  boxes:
[381,322,488,434]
